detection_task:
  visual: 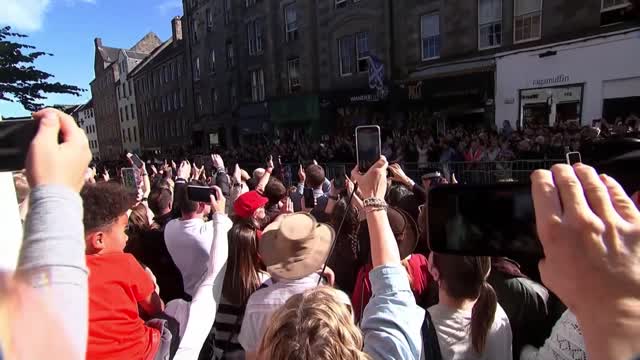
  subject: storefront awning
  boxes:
[408,58,496,81]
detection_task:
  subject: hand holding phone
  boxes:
[303,188,315,209]
[566,152,582,165]
[127,153,144,169]
[355,125,381,173]
[187,185,219,203]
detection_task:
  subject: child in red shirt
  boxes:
[81,182,170,360]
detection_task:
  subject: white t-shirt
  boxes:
[428,303,513,360]
[165,217,214,297]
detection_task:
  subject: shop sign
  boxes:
[349,94,380,103]
[532,74,570,87]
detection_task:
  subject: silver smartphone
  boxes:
[355,125,381,173]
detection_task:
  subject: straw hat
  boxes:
[259,212,335,280]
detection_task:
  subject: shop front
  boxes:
[235,102,270,145]
[496,28,640,129]
[401,60,496,132]
[319,88,389,135]
[270,95,321,136]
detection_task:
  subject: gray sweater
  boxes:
[16,185,88,359]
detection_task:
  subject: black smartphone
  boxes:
[127,153,144,169]
[334,166,346,190]
[0,119,38,172]
[303,188,315,208]
[427,183,543,258]
[566,152,582,165]
[355,125,381,173]
[187,185,217,202]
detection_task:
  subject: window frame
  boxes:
[338,35,354,77]
[287,57,301,93]
[209,48,216,73]
[206,8,213,31]
[284,3,299,42]
[601,0,630,11]
[211,88,218,114]
[224,0,231,25]
[356,31,369,73]
[195,57,201,81]
[513,0,543,44]
[420,12,441,61]
[226,42,235,68]
[478,0,503,50]
[250,68,265,102]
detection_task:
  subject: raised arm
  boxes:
[16,108,92,360]
[173,187,231,359]
[351,158,424,360]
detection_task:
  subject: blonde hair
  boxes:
[257,286,372,360]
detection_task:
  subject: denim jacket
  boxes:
[362,265,425,360]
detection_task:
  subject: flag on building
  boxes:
[368,55,384,91]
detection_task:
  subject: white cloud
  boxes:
[0,0,96,33]
[0,0,51,32]
[156,0,183,15]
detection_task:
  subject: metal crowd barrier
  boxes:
[238,159,564,186]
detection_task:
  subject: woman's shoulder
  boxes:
[491,303,512,333]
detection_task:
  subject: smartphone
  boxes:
[566,152,582,165]
[0,119,38,172]
[427,183,543,258]
[127,153,144,169]
[187,185,217,202]
[121,168,137,193]
[334,166,346,190]
[355,125,381,173]
[303,188,315,208]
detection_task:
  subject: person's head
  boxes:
[256,286,370,360]
[163,167,173,180]
[264,178,287,205]
[222,221,263,305]
[306,164,325,189]
[234,190,269,226]
[428,253,497,354]
[148,188,173,216]
[253,168,266,180]
[81,182,134,255]
[178,181,211,218]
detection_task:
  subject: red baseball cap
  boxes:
[234,191,268,219]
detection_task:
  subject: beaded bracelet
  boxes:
[363,197,388,213]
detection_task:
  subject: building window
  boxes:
[197,93,203,114]
[421,13,440,60]
[211,88,218,114]
[133,126,137,142]
[247,19,264,56]
[177,60,182,78]
[209,49,216,73]
[230,81,237,107]
[246,0,256,7]
[356,32,369,73]
[601,0,629,11]
[287,57,301,93]
[338,35,354,76]
[174,92,178,109]
[226,41,235,68]
[195,57,201,80]
[130,104,135,119]
[224,0,231,24]
[127,128,131,142]
[335,0,347,8]
[192,19,199,43]
[284,3,298,42]
[206,8,213,31]
[164,66,169,83]
[181,89,185,108]
[123,83,127,98]
[514,0,542,43]
[128,81,132,95]
[122,129,126,142]
[250,68,265,102]
[478,0,502,49]
[120,108,124,122]
[170,63,175,80]
[162,97,166,112]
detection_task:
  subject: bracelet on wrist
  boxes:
[363,197,388,210]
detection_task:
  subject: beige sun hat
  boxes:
[259,212,335,280]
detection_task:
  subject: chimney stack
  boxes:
[171,17,183,42]
[94,37,102,48]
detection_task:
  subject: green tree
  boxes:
[0,26,84,112]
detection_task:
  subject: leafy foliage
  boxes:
[0,26,84,112]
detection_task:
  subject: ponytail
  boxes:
[470,281,497,353]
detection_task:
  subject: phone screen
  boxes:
[128,153,144,168]
[356,126,381,173]
[121,168,137,193]
[566,152,582,165]
[187,185,216,202]
[427,183,543,258]
[334,166,346,190]
[0,120,38,172]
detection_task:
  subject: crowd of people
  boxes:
[4,108,640,360]
[217,115,640,166]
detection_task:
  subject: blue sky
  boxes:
[0,0,183,117]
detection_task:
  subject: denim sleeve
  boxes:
[362,265,425,360]
[17,185,88,359]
